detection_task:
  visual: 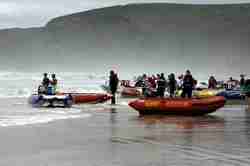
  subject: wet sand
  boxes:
[0,98,250,165]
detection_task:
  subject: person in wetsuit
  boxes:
[157,73,167,98]
[168,73,177,98]
[181,70,194,99]
[42,73,50,94]
[109,70,119,104]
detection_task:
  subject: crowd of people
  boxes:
[38,73,58,95]
[125,70,196,98]
[208,75,250,91]
[119,70,250,99]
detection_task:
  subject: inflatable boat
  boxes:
[121,87,142,97]
[59,93,112,104]
[193,89,222,98]
[176,89,222,98]
[129,96,226,116]
[216,90,244,100]
[28,94,73,108]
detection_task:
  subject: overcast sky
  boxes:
[0,0,250,29]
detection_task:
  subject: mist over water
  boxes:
[0,3,250,80]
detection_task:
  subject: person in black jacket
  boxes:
[168,73,177,98]
[181,70,194,98]
[157,73,167,98]
[42,73,50,94]
[109,70,119,104]
[240,74,245,88]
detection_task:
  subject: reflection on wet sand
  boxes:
[136,115,225,130]
[70,105,250,165]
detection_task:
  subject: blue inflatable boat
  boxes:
[28,94,73,108]
[216,90,245,100]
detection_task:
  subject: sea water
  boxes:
[0,71,107,127]
[1,71,250,165]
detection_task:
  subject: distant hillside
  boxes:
[0,3,250,78]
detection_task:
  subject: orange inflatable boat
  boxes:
[60,93,112,104]
[129,96,226,116]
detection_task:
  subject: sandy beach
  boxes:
[0,97,250,166]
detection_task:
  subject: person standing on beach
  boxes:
[208,76,217,89]
[181,70,194,99]
[168,73,177,98]
[243,79,250,108]
[141,74,148,96]
[109,70,119,104]
[157,73,167,98]
[240,74,245,88]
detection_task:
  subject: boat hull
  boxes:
[60,93,112,104]
[129,96,226,116]
[121,87,142,97]
[216,90,245,100]
[28,94,73,108]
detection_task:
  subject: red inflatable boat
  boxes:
[129,96,226,116]
[121,87,142,97]
[59,93,112,104]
